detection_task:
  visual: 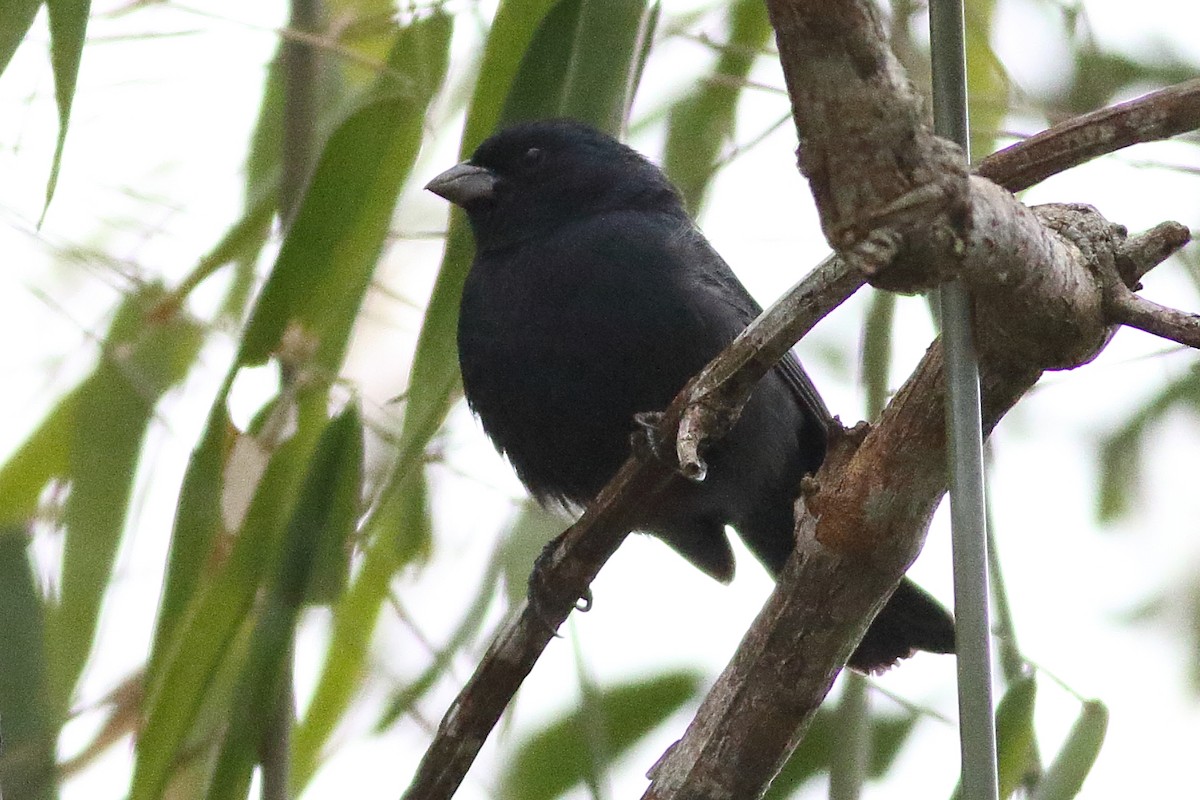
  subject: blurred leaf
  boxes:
[995,674,1038,799]
[239,92,434,370]
[556,0,654,133]
[0,388,76,526]
[458,0,566,155]
[0,0,41,78]
[292,459,432,791]
[290,404,362,605]
[1030,700,1108,800]
[765,709,918,797]
[497,0,582,124]
[374,531,509,732]
[498,671,702,800]
[206,407,361,800]
[41,0,89,215]
[663,0,772,213]
[1058,45,1200,115]
[963,0,1009,161]
[0,525,55,800]
[860,289,896,418]
[131,395,326,800]
[146,394,234,685]
[501,502,571,608]
[949,675,1037,800]
[1096,365,1200,521]
[45,285,204,718]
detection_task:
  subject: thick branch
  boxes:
[645,346,1039,797]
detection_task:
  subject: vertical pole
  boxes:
[928,3,1000,800]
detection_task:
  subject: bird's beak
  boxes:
[425,162,497,207]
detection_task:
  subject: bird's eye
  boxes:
[520,147,544,170]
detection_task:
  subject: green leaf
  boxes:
[0,0,42,78]
[42,0,90,216]
[496,0,583,124]
[131,396,326,800]
[963,0,1009,161]
[949,674,1037,800]
[0,387,76,526]
[860,289,897,418]
[291,460,432,790]
[498,671,702,800]
[556,0,653,132]
[1096,365,1200,522]
[46,285,204,718]
[500,502,571,608]
[663,0,772,213]
[239,99,422,370]
[459,0,562,155]
[206,406,362,799]
[0,525,55,800]
[766,709,918,797]
[995,675,1038,799]
[283,404,362,605]
[145,390,234,688]
[1030,700,1108,800]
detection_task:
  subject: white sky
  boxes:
[2,2,1199,799]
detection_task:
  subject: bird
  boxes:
[426,118,954,672]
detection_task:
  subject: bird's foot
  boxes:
[526,533,593,638]
[631,411,670,463]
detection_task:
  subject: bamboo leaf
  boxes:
[42,0,90,215]
[1096,365,1200,521]
[205,407,362,800]
[0,0,42,78]
[498,671,702,800]
[131,396,325,800]
[288,404,362,605]
[663,0,772,213]
[949,674,1037,800]
[1030,701,1108,800]
[47,285,204,717]
[766,710,917,797]
[0,525,55,800]
[0,388,76,526]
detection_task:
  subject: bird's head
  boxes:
[425,119,682,251]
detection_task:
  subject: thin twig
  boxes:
[1107,289,1200,349]
[977,78,1200,193]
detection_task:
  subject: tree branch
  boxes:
[978,78,1200,193]
[1107,289,1200,349]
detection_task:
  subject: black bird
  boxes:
[427,119,954,672]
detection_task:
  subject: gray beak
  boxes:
[425,162,497,207]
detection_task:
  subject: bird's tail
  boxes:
[848,578,956,673]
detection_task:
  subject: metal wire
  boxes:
[928,2,1001,799]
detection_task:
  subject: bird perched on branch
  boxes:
[426,118,954,672]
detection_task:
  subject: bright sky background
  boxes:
[2,1,1200,799]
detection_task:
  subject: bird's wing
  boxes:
[681,227,834,432]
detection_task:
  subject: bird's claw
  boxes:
[526,534,593,637]
[631,411,669,462]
